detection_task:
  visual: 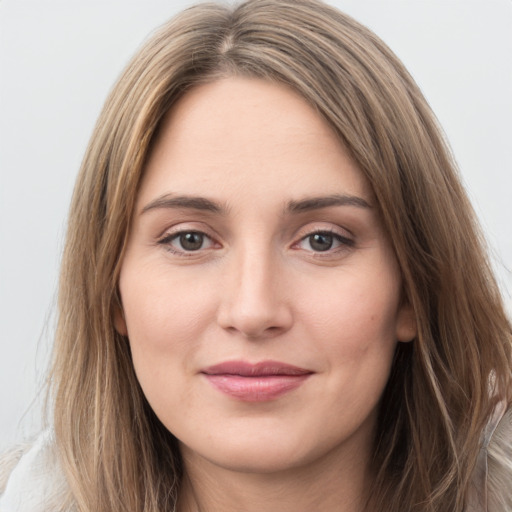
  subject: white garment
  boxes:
[1,415,510,512]
[0,431,67,512]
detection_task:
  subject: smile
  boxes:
[201,360,313,402]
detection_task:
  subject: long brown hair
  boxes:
[49,1,512,510]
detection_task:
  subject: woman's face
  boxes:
[117,77,415,475]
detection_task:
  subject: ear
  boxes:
[113,302,128,337]
[395,302,417,342]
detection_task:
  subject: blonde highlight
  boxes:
[49,1,512,511]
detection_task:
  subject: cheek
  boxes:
[120,265,214,346]
[118,264,220,397]
[300,269,401,362]
[118,266,217,420]
[293,267,401,426]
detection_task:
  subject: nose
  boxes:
[216,247,293,339]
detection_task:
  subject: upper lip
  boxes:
[201,360,313,377]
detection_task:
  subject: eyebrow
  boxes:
[141,194,224,215]
[287,194,371,212]
[140,192,371,216]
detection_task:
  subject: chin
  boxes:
[176,414,371,477]
[181,439,312,475]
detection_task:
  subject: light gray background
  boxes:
[1,0,511,451]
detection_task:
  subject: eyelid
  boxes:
[291,224,355,254]
[156,223,222,256]
[292,222,354,242]
[156,221,219,241]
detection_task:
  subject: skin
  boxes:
[116,77,416,512]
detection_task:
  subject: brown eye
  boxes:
[295,230,354,254]
[179,232,205,251]
[309,233,334,252]
[158,230,215,254]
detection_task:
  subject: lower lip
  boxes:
[203,374,311,402]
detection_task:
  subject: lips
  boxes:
[201,360,313,401]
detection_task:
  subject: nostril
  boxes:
[217,305,293,340]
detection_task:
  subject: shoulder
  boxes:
[0,442,31,495]
[487,405,512,511]
[0,431,70,512]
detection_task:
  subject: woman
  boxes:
[1,0,511,511]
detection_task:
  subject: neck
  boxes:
[177,441,374,512]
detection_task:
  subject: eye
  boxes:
[296,230,353,253]
[158,230,216,254]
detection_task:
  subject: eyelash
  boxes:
[157,230,217,256]
[294,229,355,255]
[156,228,354,257]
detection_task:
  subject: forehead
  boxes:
[138,77,372,207]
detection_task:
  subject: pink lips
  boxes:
[201,360,313,402]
